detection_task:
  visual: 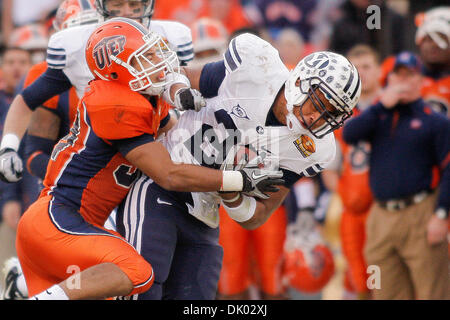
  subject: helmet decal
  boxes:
[92,35,126,70]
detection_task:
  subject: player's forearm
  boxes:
[221,187,289,230]
[1,95,33,147]
[159,163,224,192]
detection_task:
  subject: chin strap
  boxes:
[285,111,304,134]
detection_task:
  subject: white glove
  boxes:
[0,148,23,183]
[173,87,206,112]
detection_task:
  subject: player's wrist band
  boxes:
[222,194,256,222]
[0,134,20,152]
[163,73,191,105]
[221,193,241,203]
[221,171,243,192]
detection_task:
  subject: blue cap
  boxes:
[393,51,422,72]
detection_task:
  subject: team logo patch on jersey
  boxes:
[410,118,422,129]
[229,105,250,120]
[92,35,126,70]
[294,135,316,158]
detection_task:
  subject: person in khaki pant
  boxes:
[343,51,449,300]
[365,192,448,299]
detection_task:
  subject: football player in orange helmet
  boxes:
[53,0,101,32]
[8,24,49,65]
[283,212,335,294]
[17,18,282,300]
[190,17,229,68]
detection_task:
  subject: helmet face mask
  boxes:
[95,0,154,25]
[123,33,179,94]
[285,52,361,139]
[297,78,353,139]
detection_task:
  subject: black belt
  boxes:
[377,190,431,211]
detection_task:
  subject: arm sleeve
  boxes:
[21,68,72,110]
[281,169,304,188]
[109,133,155,157]
[199,60,226,98]
[159,113,171,129]
[176,41,194,66]
[433,116,450,211]
[24,134,55,180]
[343,102,384,144]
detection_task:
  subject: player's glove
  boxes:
[0,148,23,183]
[174,88,206,112]
[239,166,284,199]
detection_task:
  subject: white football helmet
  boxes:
[284,51,361,138]
[415,6,450,50]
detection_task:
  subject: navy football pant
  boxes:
[116,177,223,300]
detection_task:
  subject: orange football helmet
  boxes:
[53,0,101,32]
[85,17,178,95]
[283,213,335,294]
[191,18,228,56]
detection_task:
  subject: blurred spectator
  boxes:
[198,0,250,34]
[307,0,344,51]
[343,51,450,299]
[243,0,319,42]
[273,28,306,69]
[408,0,449,17]
[1,0,61,47]
[153,0,250,34]
[330,0,407,59]
[415,6,450,116]
[0,47,32,280]
[322,44,382,300]
[8,24,50,65]
[190,17,228,67]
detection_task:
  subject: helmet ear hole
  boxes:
[111,72,118,79]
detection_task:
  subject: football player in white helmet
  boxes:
[284,52,359,139]
[115,33,361,300]
[0,0,195,183]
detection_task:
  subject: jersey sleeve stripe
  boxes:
[47,53,66,61]
[177,41,193,50]
[179,53,194,62]
[176,49,194,57]
[224,49,238,72]
[47,46,65,52]
[47,62,66,69]
[313,164,323,172]
[231,38,242,64]
[303,166,318,177]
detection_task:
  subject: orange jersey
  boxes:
[41,80,169,227]
[218,205,287,296]
[336,108,373,294]
[421,76,450,116]
[335,116,373,214]
[154,0,250,34]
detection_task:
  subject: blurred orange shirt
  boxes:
[153,0,250,34]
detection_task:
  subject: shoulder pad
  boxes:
[150,20,193,63]
[223,33,280,73]
[84,81,157,140]
[47,24,97,70]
